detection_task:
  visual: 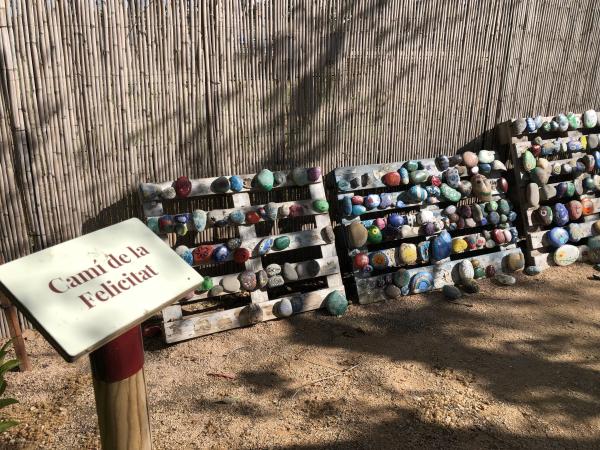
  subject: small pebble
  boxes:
[442,285,462,300]
[462,280,479,294]
[494,273,516,286]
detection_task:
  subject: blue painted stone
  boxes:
[407,185,428,203]
[212,245,229,263]
[396,200,406,208]
[595,151,600,170]
[229,175,244,192]
[480,217,488,226]
[174,214,188,224]
[352,204,367,216]
[425,186,441,198]
[436,155,449,171]
[584,177,595,191]
[175,246,194,266]
[508,211,517,222]
[488,211,500,225]
[557,114,569,132]
[553,203,569,226]
[365,194,381,209]
[388,213,404,228]
[399,167,410,185]
[193,210,207,232]
[574,161,587,176]
[264,202,279,221]
[361,219,374,228]
[418,241,430,262]
[257,238,274,256]
[342,196,353,216]
[478,163,492,174]
[555,182,568,198]
[526,117,537,132]
[410,272,434,294]
[431,230,452,262]
[229,210,245,225]
[379,193,392,209]
[444,167,460,188]
[547,227,569,248]
[567,140,582,152]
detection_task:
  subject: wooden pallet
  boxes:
[139,169,345,343]
[505,113,600,269]
[332,158,524,305]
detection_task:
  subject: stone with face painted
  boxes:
[566,200,583,221]
[534,206,553,226]
[471,174,492,202]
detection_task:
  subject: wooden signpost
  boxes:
[0,218,204,449]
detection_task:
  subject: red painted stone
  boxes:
[245,211,261,224]
[193,245,213,264]
[491,229,506,244]
[353,252,369,270]
[485,265,496,278]
[430,175,442,187]
[233,247,251,264]
[289,204,304,217]
[497,177,509,194]
[174,176,192,198]
[530,144,541,157]
[382,172,400,187]
[582,198,594,216]
[351,195,364,205]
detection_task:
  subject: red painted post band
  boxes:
[90,326,144,383]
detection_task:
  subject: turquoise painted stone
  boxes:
[404,160,419,172]
[175,245,193,266]
[478,150,495,164]
[409,272,434,294]
[230,175,243,192]
[146,217,160,234]
[274,236,290,250]
[407,185,428,203]
[193,209,207,232]
[337,179,351,191]
[393,269,411,290]
[399,167,410,185]
[325,290,348,316]
[256,169,275,191]
[556,114,569,131]
[212,245,229,263]
[553,244,579,266]
[313,199,329,213]
[352,204,367,216]
[292,167,310,186]
[440,183,461,202]
[410,170,428,184]
[229,210,245,225]
[522,150,536,172]
[212,176,230,193]
[257,238,274,255]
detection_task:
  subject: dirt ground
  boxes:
[0,263,599,450]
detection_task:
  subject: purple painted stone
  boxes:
[553,203,569,226]
[307,167,322,182]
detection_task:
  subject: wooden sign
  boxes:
[0,218,203,362]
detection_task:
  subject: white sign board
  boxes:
[0,219,203,361]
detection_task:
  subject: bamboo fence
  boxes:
[1,0,600,335]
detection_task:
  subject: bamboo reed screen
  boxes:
[1,0,599,335]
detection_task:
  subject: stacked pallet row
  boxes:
[508,112,600,269]
[333,154,525,305]
[139,168,346,343]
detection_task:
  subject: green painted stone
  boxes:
[497,199,510,215]
[486,200,498,212]
[522,150,536,172]
[325,290,348,316]
[440,183,461,202]
[566,182,575,197]
[404,160,419,172]
[200,277,214,292]
[474,267,486,279]
[274,236,290,250]
[567,112,581,129]
[313,199,329,213]
[367,225,383,244]
[409,170,428,184]
[256,169,274,191]
[393,269,411,288]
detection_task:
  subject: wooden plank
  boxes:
[356,247,523,305]
[527,214,599,250]
[163,286,343,343]
[526,198,600,227]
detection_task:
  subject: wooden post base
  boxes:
[90,326,151,450]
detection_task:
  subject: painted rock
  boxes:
[257,237,274,255]
[255,169,274,191]
[193,210,207,232]
[379,193,393,209]
[268,275,285,288]
[364,194,380,210]
[211,176,230,193]
[485,265,496,278]
[581,198,594,216]
[568,223,586,242]
[348,222,368,248]
[174,176,192,198]
[477,150,495,164]
[512,118,527,134]
[534,206,553,226]
[325,291,348,316]
[529,167,550,185]
[588,236,600,263]
[263,202,279,221]
[275,299,293,318]
[537,158,550,172]
[458,260,474,282]
[418,210,435,224]
[158,215,175,233]
[338,179,351,191]
[233,247,251,264]
[463,151,479,168]
[497,199,510,215]
[471,175,492,201]
[404,160,420,172]
[590,134,600,149]
[425,186,441,199]
[584,176,595,191]
[407,185,428,203]
[524,265,541,276]
[229,210,245,225]
[291,167,309,186]
[505,252,524,272]
[222,276,241,293]
[229,175,244,192]
[593,220,600,235]
[351,195,364,205]
[399,167,410,185]
[418,241,431,262]
[200,277,214,291]
[522,150,536,172]
[352,204,367,216]
[436,155,449,171]
[553,244,579,266]
[492,160,507,171]
[146,217,160,234]
[456,181,473,198]
[271,236,290,251]
[388,213,404,228]
[449,155,463,166]
[525,117,537,132]
[226,238,242,251]
[556,113,569,131]
[212,245,229,263]
[282,263,299,281]
[353,253,369,270]
[478,163,491,175]
[307,167,321,182]
[422,222,436,236]
[430,175,442,187]
[367,225,383,244]
[440,183,461,202]
[567,112,581,129]
[193,245,213,264]
[242,211,259,225]
[385,284,402,299]
[175,246,193,266]
[547,226,569,248]
[239,271,257,291]
[444,167,461,188]
[312,199,329,213]
[393,269,411,289]
[266,263,281,277]
[457,205,472,218]
[566,200,583,221]
[209,285,224,297]
[442,285,462,300]
[451,238,467,254]
[474,267,486,279]
[399,243,418,264]
[432,230,452,261]
[410,170,429,184]
[486,200,498,212]
[370,251,390,270]
[553,203,569,226]
[495,274,516,286]
[487,211,500,225]
[555,182,569,199]
[410,272,434,294]
[491,229,506,245]
[382,171,400,186]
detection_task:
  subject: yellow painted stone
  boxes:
[452,238,468,253]
[399,243,417,265]
[581,135,587,149]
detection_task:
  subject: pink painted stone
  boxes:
[307,167,322,182]
[374,218,387,230]
[491,229,506,245]
[174,176,192,198]
[351,196,364,205]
